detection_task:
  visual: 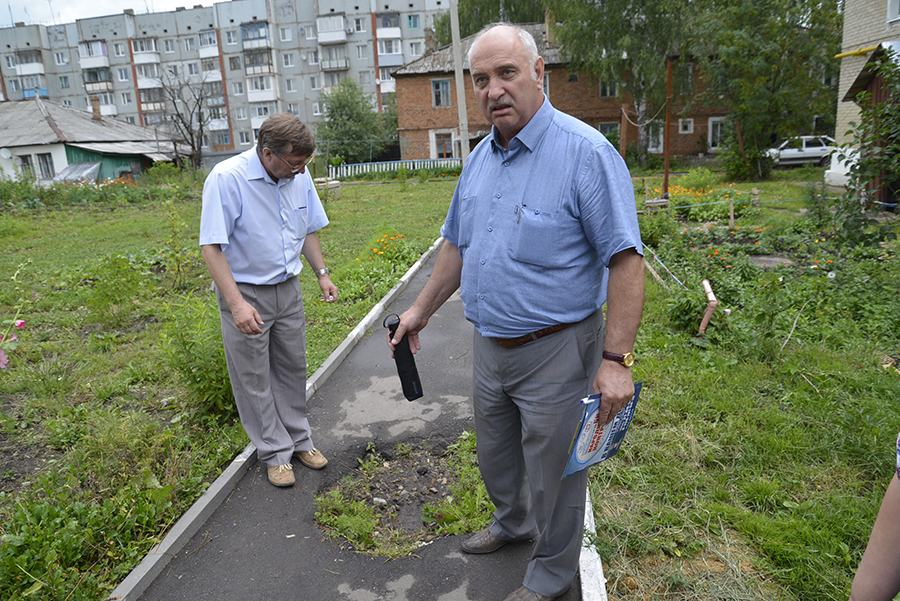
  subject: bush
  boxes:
[84,252,155,326]
[161,293,235,417]
[720,142,774,181]
[676,167,720,192]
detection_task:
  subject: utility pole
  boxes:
[450,0,470,162]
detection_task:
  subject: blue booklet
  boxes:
[562,382,642,478]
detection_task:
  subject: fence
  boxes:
[327,158,463,180]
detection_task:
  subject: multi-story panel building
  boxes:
[0,0,444,167]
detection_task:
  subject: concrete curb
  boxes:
[105,237,444,601]
[106,234,607,600]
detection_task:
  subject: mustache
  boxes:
[488,98,514,111]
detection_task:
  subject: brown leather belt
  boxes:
[494,323,575,349]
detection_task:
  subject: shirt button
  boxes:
[487,226,493,232]
[495,193,501,198]
[480,259,485,265]
[535,209,540,214]
[503,161,509,166]
[479,294,485,299]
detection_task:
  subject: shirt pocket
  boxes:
[293,205,308,235]
[509,207,560,267]
[455,195,477,251]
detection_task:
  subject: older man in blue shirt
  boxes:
[389,24,644,601]
[200,113,337,488]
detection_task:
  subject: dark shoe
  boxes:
[295,448,328,469]
[267,463,295,487]
[461,525,509,554]
[502,586,556,601]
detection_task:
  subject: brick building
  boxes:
[393,22,726,161]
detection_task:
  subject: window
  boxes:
[354,17,366,32]
[201,57,219,72]
[164,39,175,53]
[144,112,165,125]
[55,51,68,65]
[249,76,271,91]
[379,67,393,81]
[253,102,271,117]
[184,37,196,51]
[309,50,319,65]
[708,117,725,150]
[283,52,294,67]
[62,99,72,107]
[121,92,132,105]
[18,155,33,177]
[432,80,450,107]
[37,154,54,179]
[380,13,399,27]
[207,106,227,120]
[569,73,579,82]
[188,62,199,76]
[378,39,401,54]
[203,81,223,96]
[98,92,114,105]
[118,68,129,82]
[167,65,178,77]
[59,76,69,89]
[20,75,40,90]
[647,122,664,153]
[317,15,344,33]
[679,118,694,134]
[229,56,241,70]
[226,30,238,45]
[79,40,105,58]
[132,38,157,53]
[233,81,244,95]
[201,135,209,148]
[543,72,549,97]
[310,76,320,90]
[125,116,135,124]
[288,102,299,115]
[280,26,292,42]
[5,55,15,68]
[286,78,296,92]
[235,106,247,120]
[239,130,252,145]
[325,72,343,87]
[212,131,230,147]
[435,133,453,158]
[359,70,371,84]
[84,69,111,83]
[409,42,422,57]
[136,63,159,78]
[357,45,369,59]
[598,123,619,139]
[199,31,217,47]
[599,80,617,98]
[140,88,164,103]
[114,43,125,57]
[408,14,420,29]
[306,26,316,40]
[313,102,322,115]
[245,49,272,69]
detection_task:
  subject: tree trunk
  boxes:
[734,118,751,174]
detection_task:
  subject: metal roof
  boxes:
[843,41,900,102]
[67,141,178,161]
[0,97,173,148]
[392,23,566,77]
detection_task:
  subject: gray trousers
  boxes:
[215,277,314,467]
[473,309,603,598]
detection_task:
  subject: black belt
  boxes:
[494,323,575,349]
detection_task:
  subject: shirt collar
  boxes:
[247,144,273,183]
[490,94,554,153]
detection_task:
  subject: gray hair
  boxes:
[466,23,541,80]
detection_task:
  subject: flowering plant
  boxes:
[1,263,32,370]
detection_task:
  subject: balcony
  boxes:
[100,104,117,117]
[318,30,347,45]
[80,55,109,69]
[376,26,402,39]
[378,79,395,93]
[377,53,404,67]
[141,101,165,112]
[242,37,271,51]
[247,88,276,103]
[15,63,44,76]
[245,64,274,76]
[321,58,349,71]
[134,52,160,65]
[22,87,49,99]
[207,95,226,107]
[85,81,113,93]
[137,77,162,89]
[199,45,219,59]
[207,118,228,131]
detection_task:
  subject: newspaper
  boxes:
[562,382,642,478]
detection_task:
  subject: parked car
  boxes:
[767,135,836,166]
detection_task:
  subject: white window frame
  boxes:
[379,67,394,82]
[288,102,299,115]
[600,80,617,98]
[188,62,199,76]
[118,68,129,82]
[199,31,217,48]
[679,118,694,134]
[378,39,402,55]
[409,41,422,57]
[286,78,296,92]
[357,45,369,59]
[59,75,69,89]
[280,27,292,42]
[312,102,322,116]
[283,52,294,68]
[184,37,196,52]
[235,106,247,120]
[310,76,320,90]
[226,30,238,45]
[54,51,68,65]
[431,129,456,159]
[233,81,244,95]
[354,17,366,32]
[309,50,319,65]
[708,117,725,151]
[432,79,450,108]
[114,43,126,57]
[164,39,175,53]
[121,92,132,105]
[239,130,252,145]
[306,27,317,40]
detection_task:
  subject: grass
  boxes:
[0,165,898,600]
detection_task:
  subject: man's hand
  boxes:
[317,275,338,303]
[592,360,635,425]
[232,298,264,335]
[387,308,429,357]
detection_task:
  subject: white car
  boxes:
[767,135,836,166]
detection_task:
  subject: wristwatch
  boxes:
[314,268,330,277]
[602,350,636,367]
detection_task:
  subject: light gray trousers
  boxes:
[473,309,604,598]
[215,277,314,467]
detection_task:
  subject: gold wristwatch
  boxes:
[602,350,636,367]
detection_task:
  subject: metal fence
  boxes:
[327,158,463,180]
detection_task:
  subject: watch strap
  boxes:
[314,268,330,277]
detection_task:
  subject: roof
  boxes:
[0,97,173,148]
[392,22,566,77]
[843,41,900,102]
[67,141,177,161]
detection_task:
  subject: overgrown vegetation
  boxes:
[0,163,898,601]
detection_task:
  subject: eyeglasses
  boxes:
[271,150,315,174]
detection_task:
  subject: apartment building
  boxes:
[0,0,447,167]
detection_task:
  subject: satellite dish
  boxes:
[0,148,11,159]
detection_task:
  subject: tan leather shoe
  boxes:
[267,463,295,487]
[502,585,556,601]
[460,525,509,554]
[295,448,328,469]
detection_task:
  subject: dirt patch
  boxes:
[0,396,60,494]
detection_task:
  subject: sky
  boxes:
[5,0,216,27]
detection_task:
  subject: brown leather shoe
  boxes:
[502,586,556,601]
[460,525,509,554]
[267,463,295,487]
[295,448,328,470]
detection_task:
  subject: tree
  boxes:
[432,0,545,47]
[317,78,386,164]
[689,0,842,180]
[157,68,220,169]
[547,0,691,163]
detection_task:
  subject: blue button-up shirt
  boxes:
[441,98,642,338]
[199,145,329,286]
